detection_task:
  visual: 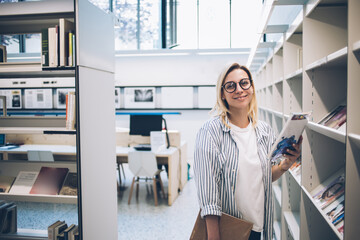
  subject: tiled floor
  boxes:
[16,165,199,240]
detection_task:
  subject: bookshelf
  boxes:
[251,0,356,239]
[0,0,117,239]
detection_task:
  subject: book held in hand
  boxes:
[268,112,310,161]
[30,167,69,195]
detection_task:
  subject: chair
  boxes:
[127,150,165,206]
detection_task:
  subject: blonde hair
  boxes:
[211,63,258,127]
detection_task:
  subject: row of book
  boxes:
[318,104,346,133]
[0,201,17,234]
[48,221,78,240]
[0,167,77,196]
[312,173,345,235]
[0,88,75,110]
[42,18,75,68]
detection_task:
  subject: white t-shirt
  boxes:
[229,121,265,232]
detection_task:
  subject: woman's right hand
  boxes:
[205,215,221,240]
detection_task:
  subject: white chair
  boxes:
[127,150,165,206]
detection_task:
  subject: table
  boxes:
[0,144,181,206]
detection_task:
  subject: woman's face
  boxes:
[222,68,254,112]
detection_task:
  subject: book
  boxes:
[27,150,54,162]
[66,92,76,130]
[30,167,69,195]
[65,224,78,240]
[190,211,253,240]
[318,105,346,130]
[59,19,74,67]
[48,26,58,67]
[8,171,39,194]
[0,89,22,109]
[54,88,75,109]
[68,31,74,67]
[59,172,77,196]
[63,224,76,240]
[0,176,16,193]
[0,203,17,234]
[54,222,68,240]
[41,28,49,67]
[268,112,310,161]
[48,220,66,240]
[312,173,345,210]
[24,88,53,109]
[0,202,15,232]
[0,45,6,63]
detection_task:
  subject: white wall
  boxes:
[115,49,249,164]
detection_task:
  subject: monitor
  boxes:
[129,114,163,136]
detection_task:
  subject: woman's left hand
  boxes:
[280,136,303,171]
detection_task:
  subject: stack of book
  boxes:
[66,91,76,130]
[48,221,79,240]
[0,200,17,234]
[42,18,75,68]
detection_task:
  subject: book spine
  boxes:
[41,29,49,67]
[68,32,73,67]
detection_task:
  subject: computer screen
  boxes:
[129,114,163,136]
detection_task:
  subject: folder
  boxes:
[190,211,253,240]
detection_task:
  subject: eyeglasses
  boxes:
[222,78,252,93]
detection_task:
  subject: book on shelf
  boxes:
[48,26,59,67]
[24,88,53,109]
[325,198,344,223]
[48,220,67,240]
[318,104,346,132]
[41,28,49,67]
[30,167,69,195]
[0,202,17,234]
[0,45,6,63]
[8,171,39,194]
[0,176,16,193]
[27,150,54,162]
[268,112,310,161]
[312,173,345,210]
[54,88,75,109]
[59,19,74,67]
[63,224,77,240]
[66,91,76,130]
[59,172,77,196]
[0,89,22,109]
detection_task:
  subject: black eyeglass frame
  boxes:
[222,78,253,93]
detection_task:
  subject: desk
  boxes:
[0,145,182,206]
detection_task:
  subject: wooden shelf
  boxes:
[0,127,71,134]
[305,47,347,71]
[0,192,76,204]
[283,211,300,240]
[307,121,346,143]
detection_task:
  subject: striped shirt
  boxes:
[193,115,277,240]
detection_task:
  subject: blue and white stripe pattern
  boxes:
[194,115,277,240]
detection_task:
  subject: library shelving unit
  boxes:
[251,0,358,239]
[0,0,117,239]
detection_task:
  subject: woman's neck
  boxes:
[228,110,249,128]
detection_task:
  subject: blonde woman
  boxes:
[193,63,302,240]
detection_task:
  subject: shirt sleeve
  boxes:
[193,127,222,218]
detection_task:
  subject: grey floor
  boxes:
[16,165,200,240]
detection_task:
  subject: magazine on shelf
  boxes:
[318,104,346,131]
[312,173,345,210]
[59,172,77,196]
[8,171,39,194]
[30,167,69,195]
[268,112,310,161]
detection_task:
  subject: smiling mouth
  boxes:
[234,95,248,100]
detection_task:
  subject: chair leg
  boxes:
[117,163,122,186]
[158,175,166,199]
[128,177,136,204]
[152,177,158,206]
[120,163,126,181]
[136,177,139,201]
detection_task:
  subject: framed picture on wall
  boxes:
[124,87,156,109]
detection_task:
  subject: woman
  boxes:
[193,63,302,240]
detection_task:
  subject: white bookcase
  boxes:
[0,0,117,239]
[252,0,357,239]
